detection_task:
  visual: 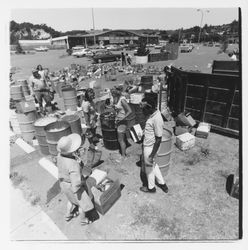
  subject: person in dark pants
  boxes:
[121,52,126,67]
[126,53,132,65]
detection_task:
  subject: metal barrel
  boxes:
[10,85,24,101]
[100,113,119,150]
[16,110,37,142]
[17,79,30,97]
[62,87,78,111]
[34,117,58,155]
[155,128,173,177]
[61,114,82,135]
[44,121,72,156]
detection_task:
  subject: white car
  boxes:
[72,48,93,58]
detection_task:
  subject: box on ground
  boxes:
[16,99,36,113]
[176,132,195,151]
[195,122,211,138]
[176,113,196,127]
[174,126,190,136]
[91,178,121,215]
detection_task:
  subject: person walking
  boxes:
[126,53,132,65]
[111,86,133,158]
[57,134,94,225]
[121,52,126,67]
[28,69,52,113]
[140,97,169,193]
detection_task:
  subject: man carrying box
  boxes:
[140,97,169,193]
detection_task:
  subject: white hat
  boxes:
[57,134,82,154]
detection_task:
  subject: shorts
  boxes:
[117,124,127,134]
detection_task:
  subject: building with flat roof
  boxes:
[51,30,159,49]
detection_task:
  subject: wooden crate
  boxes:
[93,179,121,215]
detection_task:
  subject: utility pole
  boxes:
[197,9,210,45]
[92,8,96,45]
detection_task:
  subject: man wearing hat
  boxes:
[28,68,52,112]
[57,133,94,225]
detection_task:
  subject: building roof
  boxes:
[51,29,159,41]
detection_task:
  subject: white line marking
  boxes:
[39,157,58,179]
[15,138,35,154]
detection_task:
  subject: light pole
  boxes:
[197,9,210,45]
[92,8,96,45]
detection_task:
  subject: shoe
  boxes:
[140,186,156,193]
[157,183,169,193]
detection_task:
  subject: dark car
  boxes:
[92,51,121,63]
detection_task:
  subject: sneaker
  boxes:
[157,183,169,193]
[140,186,156,193]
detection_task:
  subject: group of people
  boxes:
[26,63,169,225]
[56,84,169,225]
[121,52,132,66]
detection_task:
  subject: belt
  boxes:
[34,89,49,92]
[59,178,71,183]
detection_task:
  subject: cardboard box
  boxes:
[176,113,196,127]
[92,178,121,215]
[16,99,36,113]
[176,132,195,151]
[195,122,211,139]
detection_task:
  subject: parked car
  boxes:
[180,44,193,53]
[106,44,122,51]
[72,48,93,58]
[154,44,162,49]
[34,46,49,52]
[92,51,121,63]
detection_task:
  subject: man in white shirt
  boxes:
[29,69,52,112]
[140,97,169,193]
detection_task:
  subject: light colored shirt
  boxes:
[29,75,47,93]
[81,100,97,128]
[115,96,127,120]
[143,110,164,147]
[231,54,237,61]
[57,154,82,193]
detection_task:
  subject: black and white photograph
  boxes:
[3,0,247,246]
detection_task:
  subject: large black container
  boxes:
[44,121,72,156]
[100,112,119,150]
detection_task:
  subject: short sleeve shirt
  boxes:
[81,100,97,128]
[29,75,46,91]
[143,110,164,147]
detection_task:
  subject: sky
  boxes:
[10,8,239,32]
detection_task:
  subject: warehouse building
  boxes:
[51,30,159,49]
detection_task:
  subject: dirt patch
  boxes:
[130,202,181,239]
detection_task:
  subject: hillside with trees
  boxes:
[10,20,239,45]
